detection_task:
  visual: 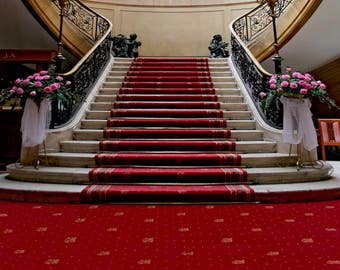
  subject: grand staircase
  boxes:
[6,57,332,202]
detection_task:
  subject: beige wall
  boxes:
[83,0,257,56]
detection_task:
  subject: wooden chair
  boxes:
[318,119,340,160]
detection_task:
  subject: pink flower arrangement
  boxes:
[259,67,338,110]
[0,70,71,107]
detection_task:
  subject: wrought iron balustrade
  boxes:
[52,0,110,42]
[230,0,293,128]
[234,0,292,44]
[49,0,112,127]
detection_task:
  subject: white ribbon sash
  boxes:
[280,96,318,151]
[20,98,51,147]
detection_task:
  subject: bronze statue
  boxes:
[111,33,141,58]
[208,34,229,58]
[111,34,128,57]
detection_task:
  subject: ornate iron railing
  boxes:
[51,34,111,127]
[49,0,112,127]
[233,0,292,44]
[52,0,110,42]
[230,0,293,128]
[230,35,282,127]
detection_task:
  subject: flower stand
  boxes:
[20,98,51,166]
[280,96,318,169]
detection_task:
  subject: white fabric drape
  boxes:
[20,98,51,147]
[280,97,318,151]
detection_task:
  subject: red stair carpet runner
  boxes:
[87,57,250,202]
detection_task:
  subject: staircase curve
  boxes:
[24,0,94,58]
[245,0,322,63]
[2,0,336,203]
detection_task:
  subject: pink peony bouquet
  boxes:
[0,70,71,108]
[259,67,338,110]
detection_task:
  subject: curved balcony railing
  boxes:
[233,0,292,44]
[52,0,110,42]
[49,0,112,127]
[230,0,293,128]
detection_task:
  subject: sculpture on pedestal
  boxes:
[111,33,141,58]
[208,34,229,58]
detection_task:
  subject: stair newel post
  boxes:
[257,0,283,74]
[50,0,68,128]
[54,0,68,74]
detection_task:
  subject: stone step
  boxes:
[73,129,263,141]
[85,110,253,120]
[39,152,294,168]
[112,60,230,72]
[207,66,231,72]
[112,60,228,67]
[209,61,229,66]
[113,58,227,62]
[114,58,132,62]
[102,81,238,88]
[91,95,243,104]
[60,140,276,153]
[97,89,242,97]
[105,76,236,83]
[112,62,133,67]
[109,71,234,77]
[80,119,256,130]
[110,66,130,72]
[90,102,248,111]
[111,65,230,73]
[7,162,332,185]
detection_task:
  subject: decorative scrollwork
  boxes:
[52,0,110,42]
[233,0,292,43]
[230,0,294,128]
[232,17,248,42]
[231,35,282,128]
[51,34,111,127]
[231,14,283,129]
[73,35,111,96]
[49,0,112,127]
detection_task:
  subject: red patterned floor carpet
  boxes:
[89,57,248,191]
[1,200,339,270]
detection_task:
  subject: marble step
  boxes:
[122,59,229,68]
[80,119,256,130]
[110,65,231,73]
[113,59,228,65]
[85,110,253,121]
[105,76,236,83]
[38,152,294,168]
[91,94,243,104]
[113,57,132,62]
[60,140,276,153]
[109,71,234,77]
[97,89,242,98]
[73,129,263,141]
[7,163,332,185]
[102,81,238,88]
[90,102,248,111]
